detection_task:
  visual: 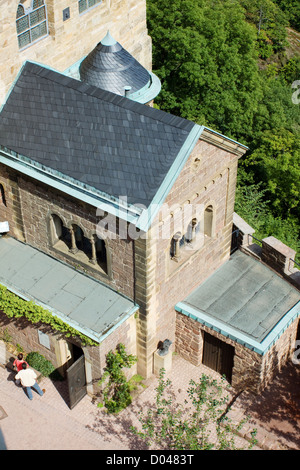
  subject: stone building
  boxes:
[0,0,299,405]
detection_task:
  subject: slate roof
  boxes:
[0,237,137,343]
[79,32,151,97]
[0,61,195,208]
[176,250,300,354]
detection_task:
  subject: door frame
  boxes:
[202,331,234,383]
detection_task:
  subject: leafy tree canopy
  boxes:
[273,0,300,31]
[148,0,263,141]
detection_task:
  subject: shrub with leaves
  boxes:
[131,368,257,450]
[26,351,63,381]
[98,343,137,414]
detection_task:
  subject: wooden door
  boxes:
[66,355,86,409]
[202,332,234,383]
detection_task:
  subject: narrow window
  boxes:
[78,0,102,14]
[96,237,107,273]
[0,184,7,207]
[170,232,182,260]
[185,218,200,244]
[204,205,214,237]
[16,0,48,50]
[51,215,70,248]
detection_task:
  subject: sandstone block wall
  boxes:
[135,138,241,377]
[0,0,152,105]
[175,311,300,393]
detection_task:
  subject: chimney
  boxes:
[124,86,131,97]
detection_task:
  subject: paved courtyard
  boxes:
[0,354,299,451]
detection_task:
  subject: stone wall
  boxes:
[175,310,300,393]
[233,213,300,290]
[0,168,135,299]
[135,136,244,377]
[0,0,152,105]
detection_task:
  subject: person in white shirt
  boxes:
[15,362,45,400]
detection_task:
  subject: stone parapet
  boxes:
[261,236,296,276]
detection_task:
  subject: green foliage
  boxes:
[246,129,300,219]
[148,0,300,257]
[0,328,12,343]
[240,0,289,55]
[131,368,257,450]
[273,0,300,31]
[98,343,137,413]
[26,351,63,381]
[0,284,97,347]
[148,0,262,140]
[235,178,300,262]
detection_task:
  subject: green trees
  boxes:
[273,0,300,31]
[248,129,300,219]
[240,0,289,57]
[148,0,262,141]
[148,0,300,256]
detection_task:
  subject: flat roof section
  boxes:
[0,237,138,343]
[176,250,300,354]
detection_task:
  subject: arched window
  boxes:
[95,237,107,273]
[185,218,200,244]
[0,184,7,207]
[204,205,214,237]
[170,232,182,260]
[16,0,48,50]
[51,215,70,248]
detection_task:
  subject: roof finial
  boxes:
[101,30,117,46]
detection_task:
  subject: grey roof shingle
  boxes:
[79,33,151,96]
[0,62,195,207]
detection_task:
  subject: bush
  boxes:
[26,351,63,381]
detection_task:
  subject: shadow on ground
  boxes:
[238,362,300,450]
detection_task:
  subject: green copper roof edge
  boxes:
[0,145,142,214]
[97,304,139,343]
[0,239,139,344]
[129,72,162,104]
[203,126,249,150]
[0,150,141,225]
[136,124,204,232]
[175,300,300,356]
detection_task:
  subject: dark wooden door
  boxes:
[66,355,86,409]
[202,332,234,383]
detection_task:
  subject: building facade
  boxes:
[0,0,299,403]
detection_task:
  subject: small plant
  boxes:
[128,374,146,392]
[98,343,137,414]
[26,351,63,381]
[131,368,257,450]
[16,343,24,353]
[1,328,12,343]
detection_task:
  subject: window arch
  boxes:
[50,214,70,248]
[204,205,214,237]
[16,0,48,50]
[49,214,108,275]
[0,184,7,207]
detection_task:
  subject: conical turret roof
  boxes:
[79,31,151,97]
